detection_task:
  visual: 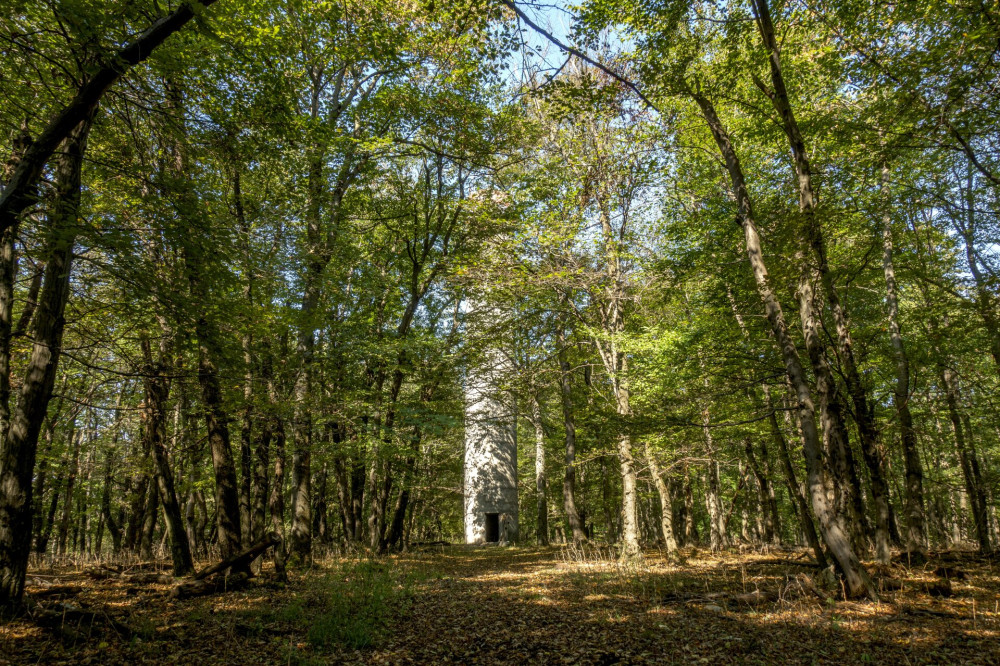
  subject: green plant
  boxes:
[306,559,416,650]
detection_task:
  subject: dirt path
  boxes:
[2,546,999,664]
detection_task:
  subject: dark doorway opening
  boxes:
[485,513,500,543]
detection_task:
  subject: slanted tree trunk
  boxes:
[644,440,678,556]
[689,89,874,597]
[0,115,92,606]
[0,0,220,246]
[767,386,826,565]
[752,0,876,557]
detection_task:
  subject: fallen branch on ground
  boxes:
[170,533,281,600]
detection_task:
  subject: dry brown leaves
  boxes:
[2,546,999,664]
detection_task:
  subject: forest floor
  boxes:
[2,545,999,664]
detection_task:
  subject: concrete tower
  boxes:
[463,349,518,544]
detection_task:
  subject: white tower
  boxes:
[463,349,518,544]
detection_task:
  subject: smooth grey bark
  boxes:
[644,440,678,555]
[940,367,991,553]
[745,439,780,545]
[555,319,586,544]
[880,165,927,557]
[768,386,826,565]
[689,89,874,598]
[530,394,549,546]
[752,0,880,558]
[590,189,639,558]
[701,410,727,551]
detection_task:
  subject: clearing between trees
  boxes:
[2,545,999,665]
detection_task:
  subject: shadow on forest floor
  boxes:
[2,545,999,664]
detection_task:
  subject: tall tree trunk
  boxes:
[753,0,875,556]
[616,417,640,557]
[31,402,64,554]
[744,439,779,545]
[940,367,991,553]
[530,394,549,545]
[644,440,678,555]
[701,410,727,551]
[251,408,272,546]
[880,165,927,557]
[56,421,81,556]
[556,320,586,544]
[269,414,288,580]
[690,89,874,598]
[767,386,826,565]
[139,475,159,560]
[385,426,421,552]
[171,121,245,567]
[239,355,254,547]
[0,115,92,606]
[188,281,244,566]
[290,71,328,564]
[141,336,193,575]
[100,449,122,554]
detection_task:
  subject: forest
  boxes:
[1,0,999,663]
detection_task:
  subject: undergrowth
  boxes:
[304,558,420,650]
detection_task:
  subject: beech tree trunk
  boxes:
[745,439,780,545]
[644,440,678,555]
[702,411,727,551]
[269,413,288,580]
[880,165,927,557]
[0,116,92,606]
[556,320,586,544]
[530,394,549,545]
[753,0,879,557]
[690,89,875,598]
[768,386,826,565]
[141,336,193,576]
[941,367,991,553]
[56,422,81,556]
